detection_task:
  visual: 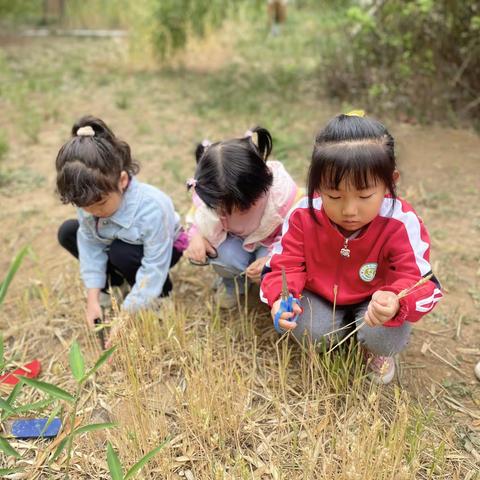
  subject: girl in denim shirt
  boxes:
[56,116,186,330]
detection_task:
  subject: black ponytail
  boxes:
[192,126,274,214]
[195,140,211,164]
[249,126,273,162]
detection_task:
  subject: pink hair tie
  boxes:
[244,129,253,138]
[186,178,197,189]
[201,139,211,148]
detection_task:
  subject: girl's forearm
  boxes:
[86,288,101,304]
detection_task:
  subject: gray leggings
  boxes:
[292,290,412,356]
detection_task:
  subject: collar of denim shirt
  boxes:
[108,176,141,229]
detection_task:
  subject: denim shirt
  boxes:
[77,177,180,311]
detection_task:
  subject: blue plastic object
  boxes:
[11,417,62,439]
[274,295,300,333]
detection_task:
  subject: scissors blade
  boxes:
[281,267,289,300]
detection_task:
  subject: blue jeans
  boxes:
[210,235,269,295]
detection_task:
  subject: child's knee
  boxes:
[357,322,412,356]
[109,240,143,270]
[214,238,251,272]
[58,219,79,250]
[293,298,346,345]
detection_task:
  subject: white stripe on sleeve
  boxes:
[415,288,443,312]
[380,198,431,276]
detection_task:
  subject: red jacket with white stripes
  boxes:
[260,196,443,327]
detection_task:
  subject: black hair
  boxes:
[308,114,397,220]
[55,115,139,207]
[190,126,274,214]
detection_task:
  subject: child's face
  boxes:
[82,191,123,218]
[82,171,129,218]
[319,177,388,233]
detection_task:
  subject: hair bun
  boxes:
[76,126,95,137]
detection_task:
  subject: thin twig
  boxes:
[421,342,464,376]
[326,274,434,354]
[326,321,366,354]
[397,274,432,299]
[331,285,338,333]
[324,318,358,337]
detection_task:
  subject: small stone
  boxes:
[474,361,480,381]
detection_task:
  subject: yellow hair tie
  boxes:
[345,109,365,117]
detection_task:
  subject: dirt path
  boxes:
[1,26,479,475]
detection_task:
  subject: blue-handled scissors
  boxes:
[274,267,300,333]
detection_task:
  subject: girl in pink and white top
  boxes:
[185,127,301,308]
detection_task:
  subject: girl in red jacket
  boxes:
[260,113,442,384]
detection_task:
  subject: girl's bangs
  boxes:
[316,143,393,191]
[58,162,119,206]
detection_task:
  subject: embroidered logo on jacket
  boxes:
[359,263,377,282]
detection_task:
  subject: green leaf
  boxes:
[49,437,68,463]
[0,467,24,475]
[73,422,117,436]
[0,436,21,458]
[0,397,15,414]
[0,246,31,306]
[40,403,63,436]
[69,341,85,382]
[83,345,116,381]
[14,398,54,414]
[21,378,74,403]
[7,382,22,406]
[1,383,22,421]
[124,438,170,480]
[0,334,4,371]
[107,442,124,480]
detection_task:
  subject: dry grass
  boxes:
[1,269,477,479]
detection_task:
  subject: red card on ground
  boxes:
[0,359,41,385]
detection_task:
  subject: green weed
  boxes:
[0,168,45,193]
[0,246,31,306]
[115,90,131,110]
[0,130,9,163]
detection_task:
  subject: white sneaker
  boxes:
[475,361,480,381]
[365,352,395,385]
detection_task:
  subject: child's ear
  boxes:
[393,170,400,185]
[119,171,129,190]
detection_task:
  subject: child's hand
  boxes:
[246,256,268,284]
[271,298,302,331]
[364,290,400,327]
[185,234,216,263]
[86,288,102,328]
